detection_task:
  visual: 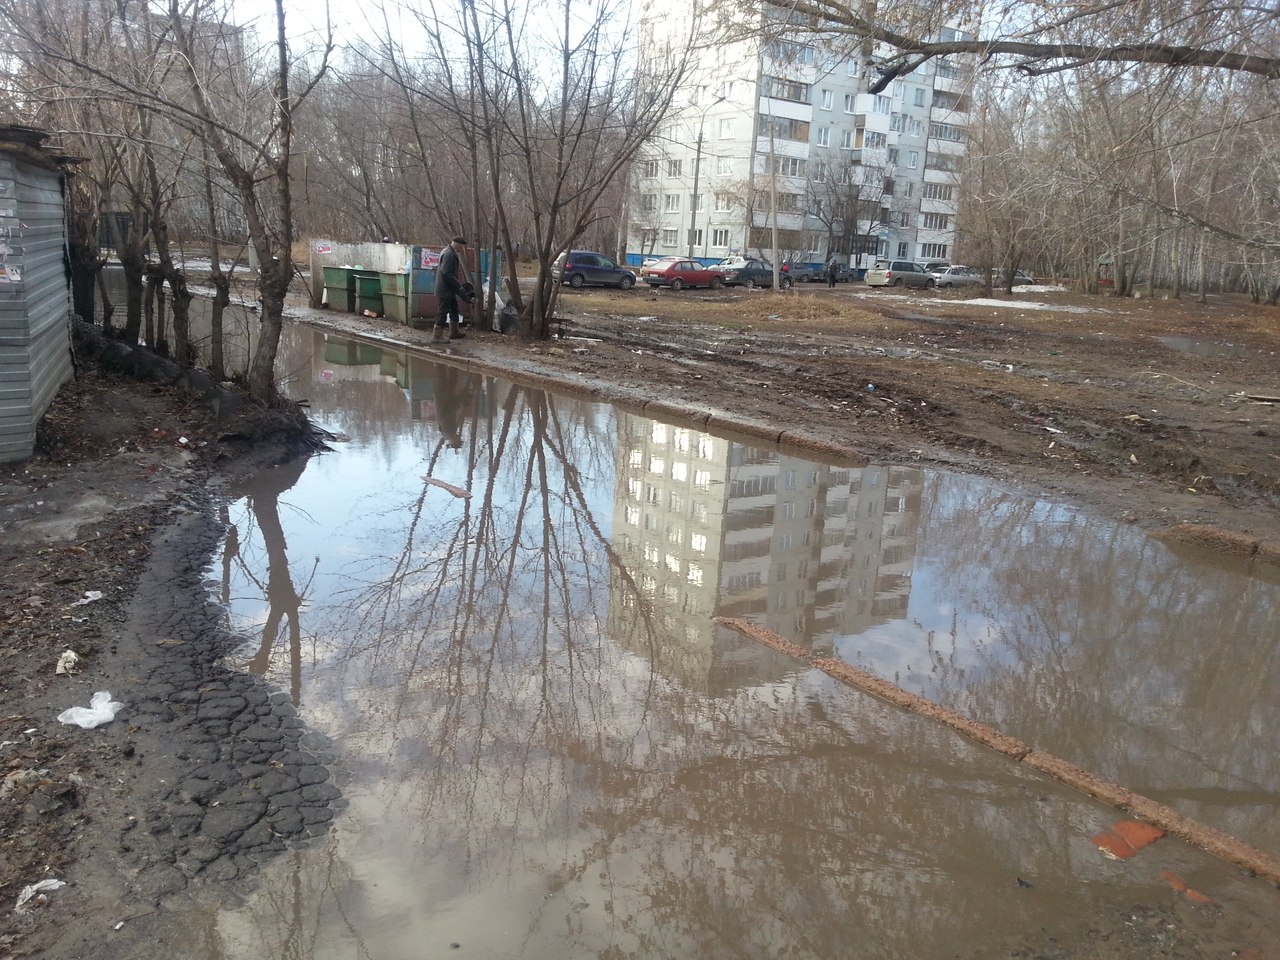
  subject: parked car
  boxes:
[714,256,792,289]
[932,265,982,288]
[1000,268,1038,286]
[783,262,818,283]
[917,259,951,275]
[640,258,726,290]
[641,255,680,268]
[864,260,935,289]
[553,250,636,289]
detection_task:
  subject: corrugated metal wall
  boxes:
[0,152,74,464]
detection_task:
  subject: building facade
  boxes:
[629,15,970,268]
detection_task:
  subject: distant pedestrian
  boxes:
[826,255,840,288]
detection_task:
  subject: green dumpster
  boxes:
[380,272,410,324]
[322,266,355,313]
[354,272,383,316]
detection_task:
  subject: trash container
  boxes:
[380,272,409,324]
[322,266,356,313]
[354,271,383,316]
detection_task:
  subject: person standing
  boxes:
[434,236,472,342]
[826,255,840,288]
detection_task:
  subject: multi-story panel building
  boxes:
[631,13,970,268]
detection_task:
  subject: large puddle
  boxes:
[205,325,1278,957]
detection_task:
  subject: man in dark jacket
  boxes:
[434,236,474,342]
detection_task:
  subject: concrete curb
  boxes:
[714,615,1280,887]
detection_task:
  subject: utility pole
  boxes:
[687,95,725,259]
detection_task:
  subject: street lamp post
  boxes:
[687,96,725,259]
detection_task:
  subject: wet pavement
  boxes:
[202,325,1279,957]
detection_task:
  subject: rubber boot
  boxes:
[432,325,446,342]
[448,318,467,340]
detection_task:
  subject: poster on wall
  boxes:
[315,241,332,255]
[420,248,441,269]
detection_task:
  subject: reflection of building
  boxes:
[609,413,922,691]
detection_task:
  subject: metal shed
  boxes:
[0,126,75,464]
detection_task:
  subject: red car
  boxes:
[640,258,725,290]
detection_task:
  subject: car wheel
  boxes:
[892,278,904,287]
[939,281,951,288]
[569,274,586,288]
[709,275,722,290]
[619,275,635,290]
[743,277,756,289]
[925,279,936,289]
[671,277,684,291]
[781,277,793,290]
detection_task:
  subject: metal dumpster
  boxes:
[380,272,410,324]
[354,271,383,316]
[322,266,356,313]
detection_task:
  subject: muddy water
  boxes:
[206,326,1280,958]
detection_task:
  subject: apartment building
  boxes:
[630,14,970,268]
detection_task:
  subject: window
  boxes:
[846,59,858,76]
[904,182,913,197]
[936,59,959,79]
[765,40,815,65]
[921,242,949,259]
[691,193,703,211]
[661,228,678,245]
[841,130,854,149]
[663,194,681,212]
[874,95,891,114]
[771,156,806,177]
[890,113,903,132]
[718,118,734,139]
[835,166,850,184]
[922,212,951,229]
[883,178,894,195]
[926,153,960,172]
[716,156,733,176]
[690,532,707,552]
[908,118,922,136]
[878,206,891,224]
[775,193,802,211]
[712,228,730,247]
[908,150,919,168]
[640,194,657,212]
[641,160,659,179]
[865,131,887,149]
[689,228,703,247]
[899,212,911,227]
[923,182,953,201]
[897,241,909,257]
[714,193,733,211]
[821,89,833,110]
[765,75,810,102]
[816,126,829,146]
[722,79,735,98]
[914,88,926,107]
[893,80,904,98]
[929,122,964,143]
[843,93,855,113]
[758,115,810,142]
[888,147,899,164]
[667,158,682,176]
[813,161,827,182]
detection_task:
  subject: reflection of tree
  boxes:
[910,473,1280,848]
[226,454,318,705]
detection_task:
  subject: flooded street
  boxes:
[205,324,1279,958]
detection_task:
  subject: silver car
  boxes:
[932,265,982,288]
[864,259,935,289]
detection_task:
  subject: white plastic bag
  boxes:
[57,691,124,729]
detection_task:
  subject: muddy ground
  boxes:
[0,281,1277,959]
